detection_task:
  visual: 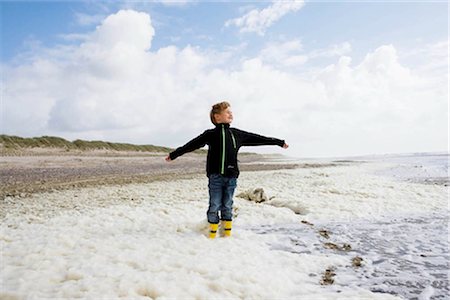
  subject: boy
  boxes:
[165,101,288,238]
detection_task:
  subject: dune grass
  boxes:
[0,135,177,153]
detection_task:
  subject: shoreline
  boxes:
[2,151,447,200]
[3,150,448,200]
[0,151,341,200]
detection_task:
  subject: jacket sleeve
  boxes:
[169,131,209,160]
[235,129,285,147]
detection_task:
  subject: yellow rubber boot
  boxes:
[209,223,219,239]
[223,221,232,237]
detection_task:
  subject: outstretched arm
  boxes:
[166,131,208,161]
[236,129,287,148]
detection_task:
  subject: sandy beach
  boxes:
[0,150,307,201]
[1,152,448,299]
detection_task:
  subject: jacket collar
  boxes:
[215,123,230,128]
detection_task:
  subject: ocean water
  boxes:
[362,152,449,186]
[249,211,448,299]
[248,152,449,299]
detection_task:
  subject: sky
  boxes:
[1,0,448,158]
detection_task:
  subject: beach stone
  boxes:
[318,229,331,239]
[236,188,269,203]
[323,242,339,250]
[352,256,364,267]
[320,267,336,285]
[323,242,352,251]
[342,243,352,251]
[301,220,314,226]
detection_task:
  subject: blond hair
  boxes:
[210,101,230,125]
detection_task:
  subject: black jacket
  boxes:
[169,123,285,178]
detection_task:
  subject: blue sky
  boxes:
[1,1,448,157]
[2,1,446,63]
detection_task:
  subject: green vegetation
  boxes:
[0,134,179,153]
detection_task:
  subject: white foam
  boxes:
[1,156,448,299]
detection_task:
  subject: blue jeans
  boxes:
[207,174,237,224]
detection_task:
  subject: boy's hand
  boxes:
[165,155,172,162]
[282,143,289,149]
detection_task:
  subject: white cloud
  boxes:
[309,42,352,59]
[118,0,192,10]
[75,13,107,26]
[259,39,308,67]
[257,41,352,69]
[89,10,154,51]
[156,0,193,6]
[402,41,448,80]
[306,44,447,156]
[2,10,447,157]
[58,33,90,42]
[225,0,305,35]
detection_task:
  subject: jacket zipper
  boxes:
[221,126,237,175]
[231,131,236,149]
[221,124,225,175]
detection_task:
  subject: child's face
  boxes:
[215,107,233,124]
